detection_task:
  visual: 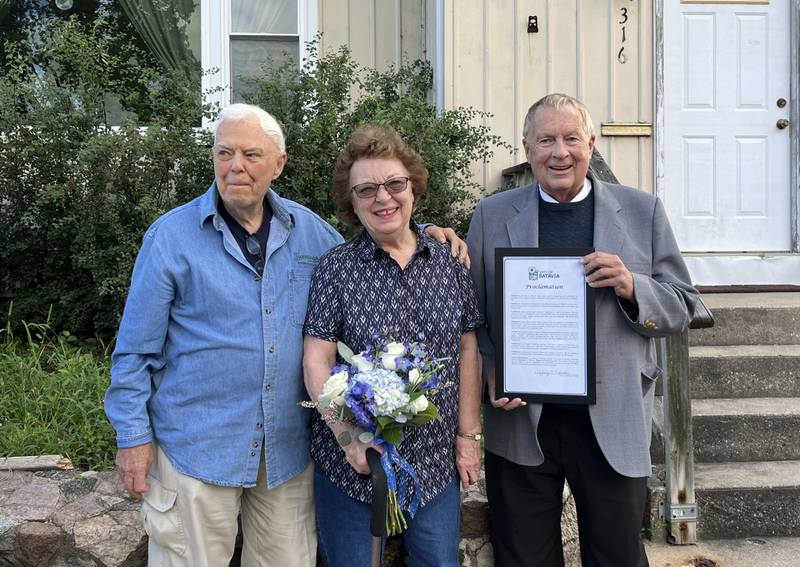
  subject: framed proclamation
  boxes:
[495,248,596,404]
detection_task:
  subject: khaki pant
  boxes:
[141,446,316,567]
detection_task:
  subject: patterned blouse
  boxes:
[303,225,483,506]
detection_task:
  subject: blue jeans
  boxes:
[314,468,461,567]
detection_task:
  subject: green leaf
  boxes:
[337,341,355,363]
[381,426,404,446]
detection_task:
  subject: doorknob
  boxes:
[777,118,790,130]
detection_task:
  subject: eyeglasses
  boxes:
[245,235,265,275]
[351,176,410,199]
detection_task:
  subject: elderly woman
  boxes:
[302,124,483,567]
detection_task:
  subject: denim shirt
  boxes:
[104,183,343,488]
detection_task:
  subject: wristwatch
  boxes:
[457,431,483,442]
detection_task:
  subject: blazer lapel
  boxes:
[591,175,625,258]
[506,183,539,247]
[591,175,626,310]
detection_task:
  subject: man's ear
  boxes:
[274,152,288,180]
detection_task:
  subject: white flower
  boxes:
[407,395,429,414]
[351,354,375,372]
[380,341,405,371]
[408,368,422,385]
[319,370,349,407]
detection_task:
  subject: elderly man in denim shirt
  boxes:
[104,103,467,566]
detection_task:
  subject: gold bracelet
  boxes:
[457,431,483,442]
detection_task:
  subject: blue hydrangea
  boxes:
[353,368,410,416]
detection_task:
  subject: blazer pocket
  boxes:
[640,363,663,394]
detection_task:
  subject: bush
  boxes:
[0,21,508,340]
[0,313,116,470]
[246,41,509,237]
[0,15,214,339]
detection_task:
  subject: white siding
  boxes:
[319,0,426,70]
[443,0,654,194]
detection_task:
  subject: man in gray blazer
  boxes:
[466,93,698,567]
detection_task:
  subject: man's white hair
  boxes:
[214,103,286,152]
[522,93,594,141]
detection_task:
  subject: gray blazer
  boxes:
[467,174,698,477]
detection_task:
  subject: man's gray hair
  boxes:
[522,93,594,140]
[214,103,286,152]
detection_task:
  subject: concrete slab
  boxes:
[645,536,800,567]
[701,293,800,309]
[689,347,800,398]
[691,400,800,461]
[689,295,800,346]
[691,344,800,357]
[694,461,800,491]
[692,397,800,417]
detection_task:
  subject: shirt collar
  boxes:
[538,177,593,203]
[354,221,432,262]
[200,181,294,230]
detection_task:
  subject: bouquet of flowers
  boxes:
[308,332,449,535]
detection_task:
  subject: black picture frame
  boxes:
[494,247,596,405]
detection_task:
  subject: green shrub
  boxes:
[0,15,214,339]
[0,21,508,340]
[0,313,116,470]
[247,42,509,237]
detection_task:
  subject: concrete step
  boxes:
[694,461,800,539]
[689,345,800,399]
[692,398,800,462]
[645,536,800,567]
[689,293,800,347]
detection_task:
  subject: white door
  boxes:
[662,0,797,284]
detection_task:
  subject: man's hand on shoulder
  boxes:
[116,443,154,499]
[424,225,470,269]
[582,251,635,302]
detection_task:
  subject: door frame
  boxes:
[654,0,800,285]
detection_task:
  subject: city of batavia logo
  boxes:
[528,266,561,281]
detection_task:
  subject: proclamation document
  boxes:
[495,248,596,404]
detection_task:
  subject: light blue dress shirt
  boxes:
[104,183,343,488]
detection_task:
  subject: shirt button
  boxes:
[252,441,259,448]
[265,308,272,315]
[250,450,256,456]
[265,384,272,391]
[268,345,275,353]
[256,423,263,429]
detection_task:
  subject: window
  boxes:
[203,0,317,115]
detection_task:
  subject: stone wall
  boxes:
[0,469,145,566]
[0,467,580,566]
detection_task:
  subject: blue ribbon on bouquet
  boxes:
[380,443,420,518]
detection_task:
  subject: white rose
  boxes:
[407,395,429,414]
[351,354,374,372]
[319,370,348,407]
[408,368,422,385]
[383,341,405,356]
[380,341,405,371]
